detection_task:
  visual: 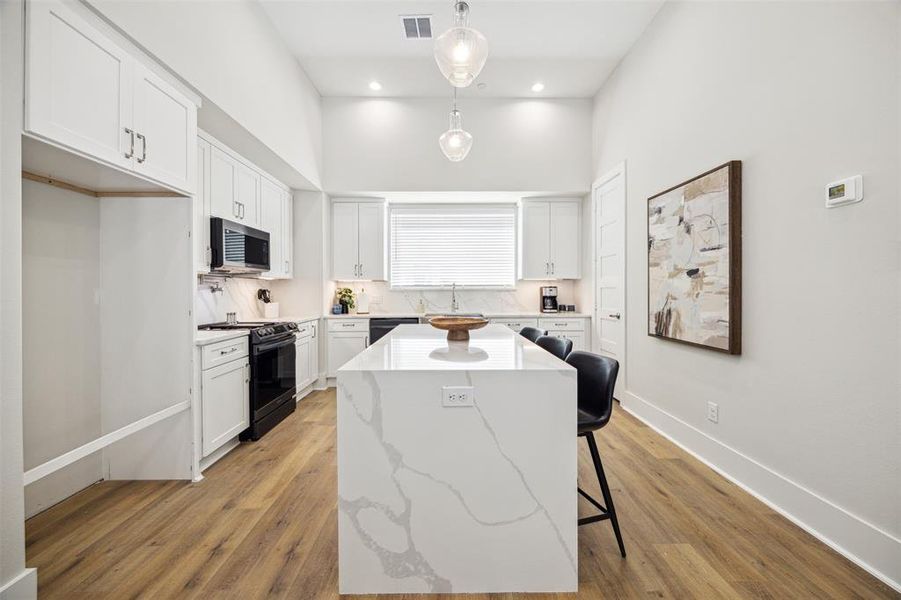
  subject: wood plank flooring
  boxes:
[26,389,897,599]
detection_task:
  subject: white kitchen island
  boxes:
[337,324,577,594]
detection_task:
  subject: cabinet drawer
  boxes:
[539,318,586,332]
[202,336,249,370]
[492,318,539,331]
[328,319,369,332]
[296,321,316,339]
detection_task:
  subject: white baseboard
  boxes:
[0,568,36,600]
[619,390,901,593]
[199,437,240,474]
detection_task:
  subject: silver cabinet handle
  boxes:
[124,128,135,158]
[359,263,363,278]
[551,262,555,275]
[342,323,354,327]
[610,313,622,320]
[545,262,549,275]
[239,203,245,219]
[136,133,146,163]
[219,347,239,355]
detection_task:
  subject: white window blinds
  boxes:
[389,204,516,288]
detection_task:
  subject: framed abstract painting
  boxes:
[647,161,742,354]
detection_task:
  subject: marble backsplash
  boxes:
[326,280,579,315]
[195,276,269,325]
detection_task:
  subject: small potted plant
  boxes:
[336,287,355,314]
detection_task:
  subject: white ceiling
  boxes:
[258,0,664,98]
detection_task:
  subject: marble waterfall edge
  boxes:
[337,325,577,594]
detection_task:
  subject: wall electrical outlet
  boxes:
[442,386,474,407]
[707,401,719,424]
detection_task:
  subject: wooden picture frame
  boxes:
[647,161,742,355]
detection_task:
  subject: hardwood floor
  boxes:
[26,389,896,599]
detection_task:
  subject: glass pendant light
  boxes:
[439,89,473,162]
[434,1,488,88]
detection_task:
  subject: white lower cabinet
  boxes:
[492,318,539,332]
[327,319,369,377]
[295,319,319,397]
[539,317,589,352]
[200,354,249,457]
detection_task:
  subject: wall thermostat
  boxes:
[825,175,863,208]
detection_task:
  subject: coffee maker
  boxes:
[540,286,558,313]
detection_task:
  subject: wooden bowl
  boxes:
[428,316,489,341]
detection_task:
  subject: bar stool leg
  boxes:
[586,432,626,557]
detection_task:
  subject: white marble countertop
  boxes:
[338,324,574,372]
[194,329,250,346]
[324,312,591,319]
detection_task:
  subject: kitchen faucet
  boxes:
[451,282,459,313]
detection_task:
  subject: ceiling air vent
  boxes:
[401,15,432,39]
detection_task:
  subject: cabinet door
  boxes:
[209,146,238,220]
[282,190,294,278]
[260,177,283,278]
[131,63,197,194]
[194,138,211,273]
[550,331,586,353]
[332,203,359,280]
[549,201,581,279]
[201,359,249,457]
[309,323,319,384]
[235,162,260,227]
[296,338,312,391]
[521,202,551,279]
[357,203,385,280]
[26,0,133,170]
[327,332,368,377]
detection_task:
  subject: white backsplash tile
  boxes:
[329,280,579,315]
[195,276,271,325]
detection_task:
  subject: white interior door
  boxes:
[594,164,626,399]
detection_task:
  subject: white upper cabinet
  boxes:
[131,63,197,194]
[357,203,386,281]
[194,138,211,273]
[209,145,237,220]
[199,131,293,279]
[520,199,581,280]
[549,201,581,279]
[25,0,197,195]
[331,200,386,281]
[235,162,260,228]
[521,202,551,279]
[261,176,292,279]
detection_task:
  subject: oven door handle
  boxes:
[254,335,297,354]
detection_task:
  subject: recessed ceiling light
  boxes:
[369,81,382,91]
[531,82,545,93]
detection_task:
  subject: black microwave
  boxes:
[210,217,270,274]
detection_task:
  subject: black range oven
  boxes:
[244,322,297,440]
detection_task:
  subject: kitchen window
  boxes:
[389,204,516,288]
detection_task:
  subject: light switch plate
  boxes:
[442,386,474,407]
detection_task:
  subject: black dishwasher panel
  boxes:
[369,318,420,344]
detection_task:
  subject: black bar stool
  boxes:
[565,350,626,557]
[519,326,546,343]
[535,335,573,360]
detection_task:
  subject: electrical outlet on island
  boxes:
[442,386,474,407]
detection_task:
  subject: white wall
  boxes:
[88,0,323,189]
[592,0,900,588]
[323,97,592,193]
[22,182,102,518]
